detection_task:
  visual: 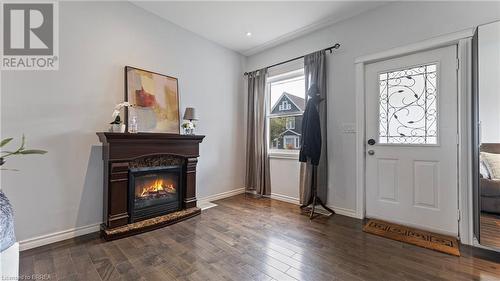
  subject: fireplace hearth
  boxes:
[97,132,205,240]
[129,166,183,222]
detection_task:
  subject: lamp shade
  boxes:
[183,107,198,121]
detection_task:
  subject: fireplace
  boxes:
[128,166,183,222]
[97,132,204,240]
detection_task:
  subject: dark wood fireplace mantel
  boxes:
[97,132,205,240]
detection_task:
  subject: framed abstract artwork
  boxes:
[125,66,180,133]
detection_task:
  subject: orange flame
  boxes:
[139,179,175,197]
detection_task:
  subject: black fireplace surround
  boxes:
[128,165,183,222]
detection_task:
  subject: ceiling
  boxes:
[132,1,387,56]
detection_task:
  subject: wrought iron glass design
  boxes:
[379,64,438,144]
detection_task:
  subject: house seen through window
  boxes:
[268,69,305,152]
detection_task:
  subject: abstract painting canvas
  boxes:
[125,66,180,133]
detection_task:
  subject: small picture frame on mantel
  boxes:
[124,66,180,134]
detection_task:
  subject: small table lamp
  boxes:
[182,107,198,135]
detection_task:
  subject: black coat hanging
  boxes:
[299,84,322,166]
[298,83,335,219]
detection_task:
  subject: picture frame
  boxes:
[124,66,180,134]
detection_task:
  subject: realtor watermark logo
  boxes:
[1,1,59,70]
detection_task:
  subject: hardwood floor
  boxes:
[480,212,500,249]
[20,194,500,281]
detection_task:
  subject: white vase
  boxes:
[110,124,125,133]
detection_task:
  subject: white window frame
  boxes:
[283,135,298,149]
[266,68,305,159]
[286,117,295,130]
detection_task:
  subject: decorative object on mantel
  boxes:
[182,107,198,135]
[110,102,132,133]
[125,66,180,134]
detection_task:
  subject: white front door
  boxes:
[365,45,459,236]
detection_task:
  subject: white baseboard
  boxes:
[328,205,359,219]
[19,223,101,251]
[267,193,359,219]
[198,201,218,210]
[270,193,300,205]
[197,187,245,205]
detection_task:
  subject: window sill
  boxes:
[268,152,299,160]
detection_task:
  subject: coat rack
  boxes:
[299,96,335,219]
[300,165,335,219]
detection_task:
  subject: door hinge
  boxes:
[457,209,461,221]
[456,58,460,70]
[456,133,460,145]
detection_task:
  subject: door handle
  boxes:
[368,139,376,145]
[368,150,375,155]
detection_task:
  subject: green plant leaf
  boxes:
[19,149,47,155]
[0,138,13,147]
[20,135,26,150]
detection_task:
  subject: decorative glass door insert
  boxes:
[378,64,438,144]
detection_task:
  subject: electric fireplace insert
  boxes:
[128,165,183,222]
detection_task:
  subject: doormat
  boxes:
[363,219,460,256]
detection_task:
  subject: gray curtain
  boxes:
[245,68,271,196]
[300,51,327,205]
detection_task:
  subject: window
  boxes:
[283,136,300,149]
[279,100,292,111]
[379,64,438,144]
[267,69,305,154]
[285,118,295,129]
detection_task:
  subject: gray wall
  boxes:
[478,21,500,143]
[247,1,500,214]
[1,2,246,242]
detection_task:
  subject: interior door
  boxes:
[365,45,459,236]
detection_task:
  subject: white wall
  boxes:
[270,157,300,203]
[247,1,500,215]
[478,21,500,143]
[1,1,246,243]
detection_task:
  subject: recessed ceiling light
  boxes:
[246,32,252,37]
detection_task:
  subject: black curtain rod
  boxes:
[244,43,340,76]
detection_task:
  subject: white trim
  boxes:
[354,29,474,244]
[267,68,304,83]
[268,152,299,160]
[197,188,245,206]
[458,38,473,245]
[270,193,300,205]
[355,62,366,220]
[355,28,474,64]
[198,201,218,211]
[269,193,360,219]
[19,223,101,251]
[329,206,359,219]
